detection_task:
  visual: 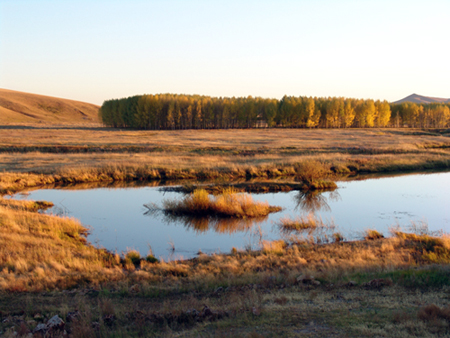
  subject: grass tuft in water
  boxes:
[278,215,319,231]
[156,188,281,218]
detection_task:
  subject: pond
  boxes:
[13,172,450,261]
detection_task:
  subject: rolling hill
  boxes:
[0,88,100,124]
[392,93,450,104]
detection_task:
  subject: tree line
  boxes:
[99,94,450,129]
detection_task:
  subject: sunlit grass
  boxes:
[278,214,320,231]
[0,202,123,291]
[1,124,450,335]
[2,191,450,336]
[159,188,282,218]
[0,127,449,195]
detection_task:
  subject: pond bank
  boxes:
[2,199,450,336]
[1,155,449,196]
[8,171,450,261]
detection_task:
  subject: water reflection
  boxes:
[149,212,269,234]
[275,213,339,245]
[293,190,341,213]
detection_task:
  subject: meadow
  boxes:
[1,124,450,337]
[0,126,449,193]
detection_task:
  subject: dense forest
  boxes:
[99,94,450,130]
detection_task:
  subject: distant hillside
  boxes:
[392,93,450,105]
[0,89,100,124]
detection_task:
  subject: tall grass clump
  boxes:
[159,188,281,218]
[278,214,319,232]
[394,232,450,263]
[277,214,337,244]
[364,229,384,240]
[125,250,142,266]
[296,160,331,184]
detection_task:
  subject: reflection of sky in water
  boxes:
[14,172,450,260]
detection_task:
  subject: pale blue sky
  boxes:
[1,0,448,105]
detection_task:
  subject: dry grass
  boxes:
[278,213,325,229]
[0,202,123,292]
[364,229,385,240]
[0,123,450,336]
[1,125,449,149]
[2,191,450,336]
[0,88,99,124]
[0,197,53,212]
[154,188,281,218]
[2,192,450,294]
[1,219,450,336]
[0,127,448,195]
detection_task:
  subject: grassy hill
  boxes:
[392,93,450,104]
[0,88,100,124]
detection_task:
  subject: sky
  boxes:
[1,0,449,105]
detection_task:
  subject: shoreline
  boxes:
[1,127,450,336]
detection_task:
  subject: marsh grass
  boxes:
[0,203,123,292]
[125,250,142,267]
[0,128,449,195]
[0,151,448,195]
[295,160,330,184]
[277,214,338,247]
[278,214,321,231]
[5,185,450,294]
[2,194,450,337]
[153,188,282,218]
[1,126,450,336]
[163,182,312,194]
[0,197,53,212]
[364,229,385,240]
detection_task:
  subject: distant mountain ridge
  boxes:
[0,88,99,124]
[392,93,450,104]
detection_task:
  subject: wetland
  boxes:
[13,171,450,260]
[2,126,450,337]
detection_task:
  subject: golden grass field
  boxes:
[1,90,450,337]
[0,88,99,124]
[0,126,449,194]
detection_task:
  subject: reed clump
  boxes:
[0,197,53,212]
[302,179,337,190]
[160,188,282,218]
[125,250,142,267]
[364,229,385,240]
[278,214,319,231]
[393,232,450,263]
[295,160,332,183]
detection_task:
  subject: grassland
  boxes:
[0,89,99,125]
[0,126,449,194]
[1,119,450,336]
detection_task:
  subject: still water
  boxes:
[14,172,450,260]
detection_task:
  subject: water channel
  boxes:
[13,171,450,260]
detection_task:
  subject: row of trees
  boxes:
[99,94,450,130]
[391,102,450,128]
